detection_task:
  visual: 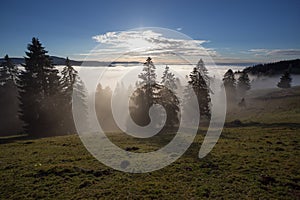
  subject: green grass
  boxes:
[0,87,300,199]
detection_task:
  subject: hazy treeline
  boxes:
[0,39,212,137]
[94,57,212,132]
[243,59,300,75]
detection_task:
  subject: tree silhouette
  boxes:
[184,66,211,120]
[277,71,292,88]
[131,57,161,126]
[60,58,79,134]
[18,38,62,137]
[0,55,21,135]
[95,84,116,131]
[237,71,251,96]
[196,59,210,85]
[223,69,236,102]
[160,65,180,128]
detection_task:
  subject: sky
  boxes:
[1,0,300,64]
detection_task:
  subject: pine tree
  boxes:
[161,65,177,90]
[237,71,251,96]
[72,76,89,132]
[130,57,161,126]
[60,57,78,134]
[0,55,21,135]
[223,69,236,102]
[137,57,160,105]
[0,55,19,86]
[160,65,180,128]
[196,59,210,84]
[95,84,115,131]
[18,38,62,137]
[277,71,292,88]
[184,66,211,120]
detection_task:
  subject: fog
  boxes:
[2,64,299,136]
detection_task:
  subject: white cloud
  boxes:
[90,30,215,62]
[176,27,182,31]
[249,48,300,57]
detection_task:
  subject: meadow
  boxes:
[0,87,299,199]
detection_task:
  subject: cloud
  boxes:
[90,30,215,62]
[176,27,182,31]
[248,48,300,57]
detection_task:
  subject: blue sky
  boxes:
[1,0,300,64]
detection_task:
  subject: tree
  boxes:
[0,55,21,135]
[223,69,236,102]
[130,57,161,126]
[237,71,251,96]
[196,59,210,84]
[60,58,78,134]
[277,71,292,88]
[160,65,180,128]
[72,76,89,132]
[18,38,62,137]
[95,84,116,131]
[184,66,211,120]
[137,57,160,105]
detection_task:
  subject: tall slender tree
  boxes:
[223,69,236,102]
[131,57,161,126]
[60,58,78,134]
[184,66,211,121]
[0,55,21,135]
[160,65,180,128]
[237,71,251,96]
[18,38,62,137]
[196,59,210,84]
[277,71,292,88]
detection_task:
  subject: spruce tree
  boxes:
[160,65,180,128]
[131,57,161,126]
[184,66,211,120]
[277,71,292,88]
[137,57,160,105]
[196,58,210,85]
[60,58,78,134]
[237,71,251,96]
[72,76,89,132]
[18,38,62,137]
[0,55,20,135]
[223,69,236,102]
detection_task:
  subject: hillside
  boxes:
[243,59,300,75]
[0,87,299,199]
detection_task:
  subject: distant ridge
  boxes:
[0,56,142,66]
[243,59,300,75]
[0,56,82,66]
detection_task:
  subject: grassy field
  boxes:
[0,87,300,199]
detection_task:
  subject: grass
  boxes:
[0,87,300,199]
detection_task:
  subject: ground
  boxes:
[0,87,299,199]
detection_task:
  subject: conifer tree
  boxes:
[277,71,292,88]
[0,55,20,134]
[185,67,211,119]
[196,59,210,85]
[60,57,78,133]
[160,65,180,128]
[18,38,62,136]
[223,69,236,102]
[237,71,251,96]
[131,57,161,126]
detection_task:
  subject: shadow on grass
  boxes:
[225,120,300,128]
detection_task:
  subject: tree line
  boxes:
[0,38,213,137]
[95,57,212,133]
[222,67,292,108]
[0,38,88,137]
